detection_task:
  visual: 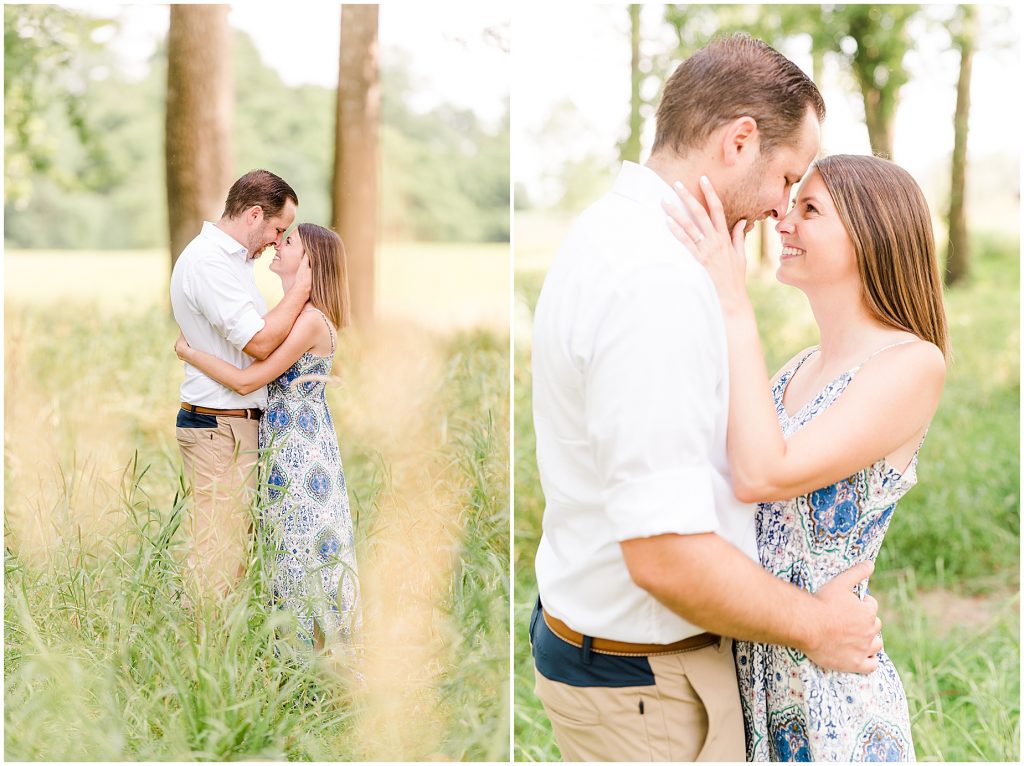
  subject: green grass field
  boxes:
[513,230,1020,762]
[4,246,510,760]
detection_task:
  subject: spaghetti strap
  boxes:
[303,306,337,353]
[852,339,919,372]
[790,346,820,375]
[776,347,820,414]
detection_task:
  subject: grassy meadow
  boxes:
[4,244,510,760]
[513,229,1020,762]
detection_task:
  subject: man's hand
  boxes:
[292,253,312,300]
[174,331,191,362]
[804,561,883,674]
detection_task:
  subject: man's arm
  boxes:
[243,254,313,361]
[620,533,882,674]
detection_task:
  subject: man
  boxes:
[171,169,312,597]
[529,35,882,761]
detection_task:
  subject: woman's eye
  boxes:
[805,204,817,214]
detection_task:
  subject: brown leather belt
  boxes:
[181,402,262,420]
[542,607,719,657]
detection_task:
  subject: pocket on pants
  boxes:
[665,640,745,762]
[176,423,230,483]
[533,668,602,727]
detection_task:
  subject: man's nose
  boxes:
[768,193,790,221]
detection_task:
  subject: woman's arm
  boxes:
[716,303,944,501]
[176,311,322,396]
[663,177,945,501]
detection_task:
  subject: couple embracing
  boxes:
[530,34,947,761]
[171,170,359,653]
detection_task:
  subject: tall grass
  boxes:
[4,300,510,760]
[513,231,1019,761]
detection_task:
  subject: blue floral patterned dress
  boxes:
[258,308,360,645]
[736,341,920,762]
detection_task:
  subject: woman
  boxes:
[175,223,359,651]
[664,155,949,761]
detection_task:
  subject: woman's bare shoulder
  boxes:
[296,307,334,352]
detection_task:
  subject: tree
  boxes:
[333,5,380,327]
[165,5,233,267]
[833,5,918,159]
[620,4,643,163]
[944,4,977,287]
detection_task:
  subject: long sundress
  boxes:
[258,307,360,645]
[736,341,920,762]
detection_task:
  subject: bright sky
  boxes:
[74,3,509,128]
[512,4,1022,206]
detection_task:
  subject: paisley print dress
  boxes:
[258,308,360,645]
[736,342,920,762]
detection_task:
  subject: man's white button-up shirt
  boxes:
[532,161,758,644]
[170,221,269,409]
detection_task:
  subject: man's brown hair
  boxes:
[653,33,825,157]
[222,169,298,219]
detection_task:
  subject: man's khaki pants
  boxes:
[534,638,745,762]
[176,416,259,597]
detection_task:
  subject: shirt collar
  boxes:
[612,161,700,233]
[611,161,679,210]
[201,221,249,260]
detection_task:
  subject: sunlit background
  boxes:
[6,3,510,329]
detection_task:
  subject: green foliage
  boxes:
[4,5,121,205]
[513,229,1019,760]
[4,10,509,249]
[435,330,511,760]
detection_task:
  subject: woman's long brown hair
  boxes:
[297,223,351,330]
[815,154,950,358]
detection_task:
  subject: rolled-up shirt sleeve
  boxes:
[189,260,267,351]
[584,263,721,541]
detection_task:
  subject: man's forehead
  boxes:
[784,135,820,182]
[269,202,297,226]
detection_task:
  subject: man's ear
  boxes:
[246,205,264,224]
[720,116,759,167]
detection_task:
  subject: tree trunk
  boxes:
[621,4,643,163]
[842,5,916,161]
[757,219,771,269]
[165,5,233,269]
[945,4,976,287]
[810,45,826,150]
[333,5,380,327]
[860,85,895,159]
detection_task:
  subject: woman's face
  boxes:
[270,228,305,279]
[774,169,858,291]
